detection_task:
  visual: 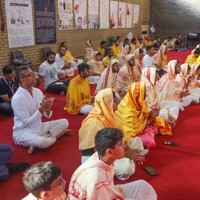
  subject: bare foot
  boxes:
[28,146,34,154]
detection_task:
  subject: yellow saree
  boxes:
[79,88,124,150]
[64,75,92,114]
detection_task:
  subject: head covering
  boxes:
[79,88,124,150]
[180,64,189,78]
[141,67,159,110]
[95,59,119,94]
[125,53,134,62]
[153,45,167,67]
[190,64,199,74]
[115,82,149,140]
[133,49,140,60]
[158,60,177,92]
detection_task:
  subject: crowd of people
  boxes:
[0,33,200,199]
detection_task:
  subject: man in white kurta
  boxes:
[12,67,69,153]
[68,128,157,200]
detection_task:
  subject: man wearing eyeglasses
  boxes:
[11,66,69,154]
[0,66,18,115]
[22,161,66,200]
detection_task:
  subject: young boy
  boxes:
[68,128,157,200]
[22,161,66,200]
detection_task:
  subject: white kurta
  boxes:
[12,87,68,149]
[68,153,157,200]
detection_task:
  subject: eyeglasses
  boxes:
[22,72,35,78]
[50,177,65,189]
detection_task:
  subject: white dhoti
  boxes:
[88,76,100,84]
[159,100,182,121]
[114,137,144,181]
[13,119,68,149]
[80,104,94,115]
[120,180,157,200]
[181,95,199,107]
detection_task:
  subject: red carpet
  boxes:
[0,49,199,200]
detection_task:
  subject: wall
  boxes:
[0,0,150,73]
[150,0,200,46]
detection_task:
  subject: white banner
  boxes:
[74,0,87,29]
[126,3,133,28]
[133,4,140,28]
[110,1,118,29]
[88,0,99,29]
[5,0,34,48]
[100,0,109,29]
[58,0,73,30]
[119,2,126,28]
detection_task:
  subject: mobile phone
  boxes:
[143,166,158,176]
[139,149,149,156]
[163,141,179,146]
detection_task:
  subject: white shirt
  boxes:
[142,54,155,69]
[55,53,65,70]
[12,87,52,138]
[39,61,58,89]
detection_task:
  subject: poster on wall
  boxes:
[88,0,99,29]
[126,3,133,28]
[110,1,118,29]
[74,0,87,29]
[34,0,56,45]
[133,4,140,28]
[118,2,126,28]
[100,0,109,29]
[5,0,34,48]
[58,0,73,30]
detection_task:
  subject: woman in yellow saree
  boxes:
[115,82,172,148]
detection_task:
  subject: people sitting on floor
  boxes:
[79,88,145,180]
[84,40,96,62]
[37,51,70,95]
[153,36,162,48]
[0,144,30,180]
[115,82,172,148]
[158,60,184,112]
[153,45,168,76]
[0,66,18,116]
[110,39,122,58]
[175,64,199,106]
[141,67,179,128]
[188,64,200,101]
[130,37,137,53]
[136,37,145,49]
[133,48,144,81]
[55,46,74,78]
[95,59,120,95]
[22,161,66,200]
[142,45,156,69]
[69,128,157,200]
[185,48,200,65]
[102,47,113,68]
[97,40,106,57]
[61,42,83,70]
[163,36,175,51]
[12,66,69,154]
[64,63,94,115]
[175,34,187,52]
[87,52,104,84]
[117,54,136,98]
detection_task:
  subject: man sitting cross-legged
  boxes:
[12,66,69,154]
[37,50,70,95]
[68,128,157,200]
[64,63,94,115]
